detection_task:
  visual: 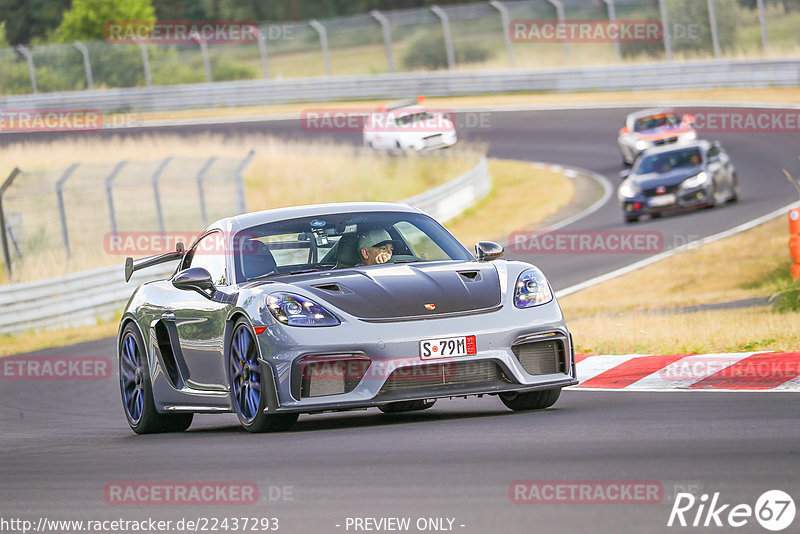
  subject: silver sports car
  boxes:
[118,202,577,433]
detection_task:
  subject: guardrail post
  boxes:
[56,164,80,259]
[370,10,395,73]
[600,0,621,63]
[15,45,37,94]
[151,157,172,233]
[0,168,22,278]
[258,29,270,78]
[309,20,332,76]
[196,156,216,225]
[706,0,721,58]
[190,32,212,83]
[234,151,255,215]
[489,1,515,68]
[431,6,456,70]
[73,41,94,89]
[105,160,128,235]
[543,0,569,64]
[756,0,768,54]
[136,42,152,87]
[657,0,673,60]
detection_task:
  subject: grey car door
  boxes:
[166,231,232,392]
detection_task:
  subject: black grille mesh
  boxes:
[379,360,502,394]
[512,340,563,375]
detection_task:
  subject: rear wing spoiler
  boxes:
[124,242,185,282]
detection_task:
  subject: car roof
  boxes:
[627,108,680,122]
[209,202,424,233]
[640,139,710,157]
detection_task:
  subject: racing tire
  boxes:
[624,216,639,224]
[119,322,194,434]
[727,175,739,204]
[229,319,298,433]
[499,388,561,412]
[378,400,436,413]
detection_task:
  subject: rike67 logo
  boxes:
[668,490,795,531]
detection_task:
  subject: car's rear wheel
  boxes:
[624,215,639,224]
[378,400,436,413]
[500,389,561,411]
[727,174,740,204]
[229,319,298,433]
[119,323,193,434]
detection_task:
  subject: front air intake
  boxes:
[512,338,566,375]
[379,360,503,394]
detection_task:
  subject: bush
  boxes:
[402,30,490,71]
[621,0,740,59]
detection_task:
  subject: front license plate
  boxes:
[420,335,477,359]
[648,194,676,207]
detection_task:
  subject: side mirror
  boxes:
[173,267,215,296]
[620,169,631,180]
[475,241,504,262]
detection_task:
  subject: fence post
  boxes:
[706,0,721,58]
[151,157,172,234]
[309,20,332,76]
[234,151,255,215]
[196,156,216,225]
[258,29,270,78]
[431,6,456,70]
[15,45,37,94]
[600,0,621,63]
[0,168,22,279]
[657,0,673,60]
[370,10,395,73]
[136,42,152,87]
[490,1,515,68]
[756,0,768,54]
[190,33,212,83]
[543,0,569,64]
[73,41,94,89]
[55,164,80,259]
[105,160,128,235]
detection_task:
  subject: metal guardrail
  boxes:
[0,155,490,335]
[1,59,797,114]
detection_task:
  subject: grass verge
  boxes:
[561,217,800,354]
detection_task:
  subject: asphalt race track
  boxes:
[2,108,799,533]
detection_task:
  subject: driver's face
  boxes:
[361,243,393,265]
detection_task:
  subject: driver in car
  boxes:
[358,229,395,266]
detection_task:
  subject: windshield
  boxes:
[395,111,435,126]
[233,211,472,283]
[633,113,681,132]
[635,147,703,175]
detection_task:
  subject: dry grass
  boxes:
[561,217,800,354]
[568,308,800,355]
[0,319,120,357]
[129,87,800,123]
[445,159,573,247]
[0,135,481,284]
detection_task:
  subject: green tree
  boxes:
[0,0,70,44]
[0,21,7,46]
[54,0,156,42]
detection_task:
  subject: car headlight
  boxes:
[267,293,340,327]
[514,268,553,308]
[619,181,640,199]
[635,140,649,151]
[680,131,697,142]
[680,171,708,189]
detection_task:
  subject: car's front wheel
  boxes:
[119,322,193,434]
[229,319,298,433]
[500,388,561,411]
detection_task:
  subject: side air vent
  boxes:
[458,271,482,282]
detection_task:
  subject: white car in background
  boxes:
[617,108,697,165]
[363,97,457,151]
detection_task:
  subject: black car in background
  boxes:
[617,140,739,223]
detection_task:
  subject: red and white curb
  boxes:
[571,351,800,391]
